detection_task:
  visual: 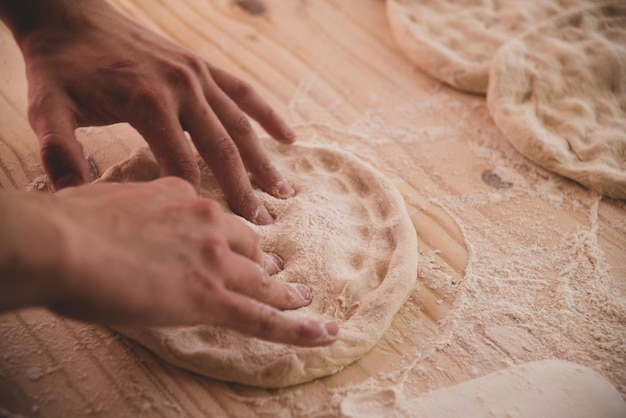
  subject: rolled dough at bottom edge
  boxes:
[341,360,626,418]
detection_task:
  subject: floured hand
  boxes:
[0,0,295,224]
[0,178,338,347]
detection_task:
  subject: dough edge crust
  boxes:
[386,0,489,93]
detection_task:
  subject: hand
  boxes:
[0,178,338,346]
[9,0,295,224]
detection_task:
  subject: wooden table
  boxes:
[1,1,624,416]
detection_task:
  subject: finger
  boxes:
[181,101,273,225]
[219,293,339,346]
[208,65,296,144]
[186,198,265,264]
[210,210,265,265]
[130,104,200,185]
[28,97,89,190]
[219,251,309,310]
[203,81,295,199]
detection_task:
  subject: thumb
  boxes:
[29,101,89,190]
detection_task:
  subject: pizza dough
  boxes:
[108,134,418,388]
[386,0,603,93]
[487,3,626,199]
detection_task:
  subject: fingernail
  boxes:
[264,253,284,275]
[276,179,295,198]
[323,321,339,337]
[254,205,274,225]
[282,126,296,141]
[293,284,311,302]
[270,253,284,271]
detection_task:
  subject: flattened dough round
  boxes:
[386,0,603,93]
[487,3,626,199]
[111,133,418,388]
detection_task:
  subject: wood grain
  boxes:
[1,1,624,416]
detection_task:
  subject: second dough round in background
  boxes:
[487,3,626,199]
[386,0,603,93]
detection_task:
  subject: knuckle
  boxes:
[296,319,316,339]
[165,63,196,91]
[228,79,254,102]
[27,93,52,122]
[199,233,229,261]
[254,306,278,338]
[230,113,252,137]
[214,136,240,163]
[129,84,167,111]
[263,104,278,121]
[256,268,272,294]
[184,54,206,75]
[190,198,223,221]
[159,176,196,194]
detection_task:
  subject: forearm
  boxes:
[0,0,104,43]
[0,192,67,311]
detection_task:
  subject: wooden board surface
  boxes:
[1,1,625,416]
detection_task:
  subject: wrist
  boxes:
[0,191,71,311]
[0,0,105,46]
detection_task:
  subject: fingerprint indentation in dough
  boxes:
[350,201,369,223]
[315,149,342,172]
[294,157,314,173]
[333,177,350,194]
[350,252,367,270]
[358,225,373,240]
[375,260,390,283]
[373,197,393,221]
[346,172,372,197]
[379,229,398,250]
